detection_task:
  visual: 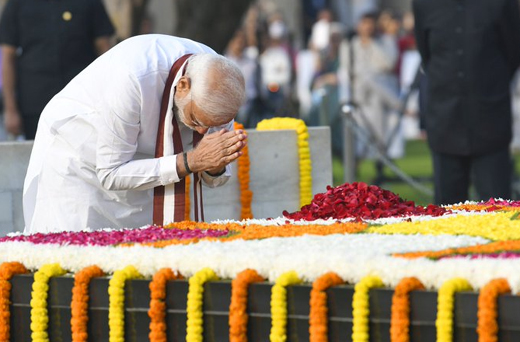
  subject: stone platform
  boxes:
[0,127,332,234]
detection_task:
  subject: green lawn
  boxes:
[332,139,520,206]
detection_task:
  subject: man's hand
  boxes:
[4,108,22,136]
[188,129,247,174]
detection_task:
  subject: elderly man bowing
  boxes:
[23,34,247,233]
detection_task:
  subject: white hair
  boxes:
[185,53,246,122]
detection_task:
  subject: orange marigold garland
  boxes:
[390,277,425,342]
[309,272,344,342]
[234,122,253,219]
[229,269,265,342]
[71,265,105,342]
[148,268,181,342]
[0,262,28,341]
[477,278,511,342]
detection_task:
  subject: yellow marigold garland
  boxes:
[108,265,143,342]
[229,269,265,342]
[234,122,254,219]
[186,268,219,342]
[30,263,67,342]
[367,212,520,241]
[71,265,105,342]
[270,271,302,342]
[0,262,28,341]
[149,268,182,342]
[436,278,472,342]
[257,117,313,207]
[390,277,425,342]
[477,278,511,342]
[309,272,344,342]
[352,275,384,342]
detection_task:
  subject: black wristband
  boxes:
[183,152,192,174]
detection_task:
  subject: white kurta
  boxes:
[23,34,232,233]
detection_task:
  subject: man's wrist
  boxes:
[205,167,226,177]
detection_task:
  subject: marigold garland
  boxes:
[186,268,219,342]
[390,277,425,342]
[108,265,143,342]
[229,269,265,342]
[185,175,191,221]
[309,272,344,342]
[257,117,313,208]
[30,263,67,342]
[0,262,28,341]
[352,275,384,342]
[71,265,105,342]
[234,122,254,219]
[270,271,302,342]
[436,278,472,342]
[477,278,511,342]
[394,239,520,260]
[368,212,520,241]
[149,268,182,342]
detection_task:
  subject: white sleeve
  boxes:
[95,66,180,191]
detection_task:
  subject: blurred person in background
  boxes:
[225,29,261,128]
[414,0,520,204]
[309,8,333,52]
[308,22,343,156]
[258,12,293,121]
[338,12,400,162]
[0,0,114,140]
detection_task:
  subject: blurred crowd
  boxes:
[3,0,520,163]
[224,5,423,159]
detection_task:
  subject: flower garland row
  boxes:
[256,117,313,208]
[0,262,514,342]
[234,121,254,219]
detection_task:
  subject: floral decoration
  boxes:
[71,265,105,342]
[0,262,28,341]
[149,268,181,342]
[229,269,265,342]
[186,268,218,342]
[270,271,302,342]
[352,275,384,342]
[284,182,448,221]
[257,117,313,207]
[309,272,344,342]
[477,278,511,342]
[390,277,425,342]
[234,121,254,220]
[30,263,67,342]
[108,265,143,342]
[436,278,472,342]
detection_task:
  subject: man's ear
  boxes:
[176,76,191,94]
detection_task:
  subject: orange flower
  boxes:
[390,277,425,342]
[234,122,254,220]
[0,262,28,341]
[477,278,511,342]
[149,268,182,342]
[229,269,264,342]
[394,240,520,259]
[71,265,105,342]
[139,222,368,248]
[309,272,344,342]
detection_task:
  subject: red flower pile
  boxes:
[283,182,449,221]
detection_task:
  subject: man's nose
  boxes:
[196,127,209,135]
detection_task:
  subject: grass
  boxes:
[332,139,520,206]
